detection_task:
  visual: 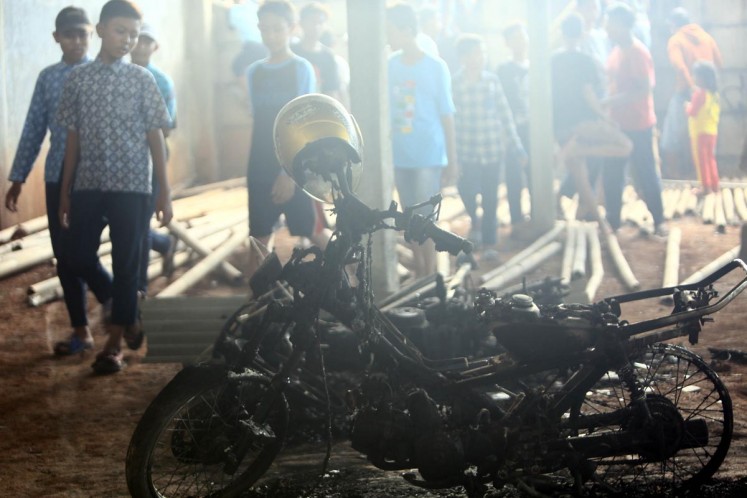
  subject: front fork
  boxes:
[224,313,317,475]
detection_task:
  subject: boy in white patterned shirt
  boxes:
[57,0,172,374]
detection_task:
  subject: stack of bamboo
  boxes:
[661,180,747,233]
[0,179,249,306]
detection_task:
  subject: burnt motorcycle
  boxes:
[126,95,747,497]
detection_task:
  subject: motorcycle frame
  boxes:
[233,161,747,474]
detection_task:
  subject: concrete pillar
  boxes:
[346,0,399,298]
[527,0,556,230]
[183,0,219,184]
[0,1,9,228]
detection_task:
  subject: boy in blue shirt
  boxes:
[57,0,172,374]
[386,2,457,277]
[246,0,330,256]
[5,7,113,357]
[130,22,178,293]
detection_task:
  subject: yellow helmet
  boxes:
[274,94,363,203]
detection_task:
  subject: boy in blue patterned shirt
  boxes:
[5,6,113,357]
[57,0,172,374]
[130,22,178,293]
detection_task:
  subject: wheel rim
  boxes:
[571,343,732,491]
[147,377,287,497]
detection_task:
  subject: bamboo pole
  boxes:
[0,230,51,256]
[585,223,603,302]
[560,221,577,285]
[714,191,727,233]
[482,241,562,291]
[446,263,472,299]
[602,224,640,290]
[521,187,531,218]
[29,229,234,306]
[572,222,587,280]
[480,222,565,283]
[681,246,740,286]
[722,188,737,225]
[674,187,690,218]
[662,178,747,189]
[702,192,715,224]
[662,227,681,288]
[158,225,249,297]
[686,188,699,215]
[27,217,245,305]
[168,220,243,282]
[735,187,747,221]
[663,188,681,220]
[0,215,49,245]
[173,177,246,199]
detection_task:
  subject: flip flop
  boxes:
[91,350,124,375]
[53,335,94,356]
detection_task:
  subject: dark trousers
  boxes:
[46,182,111,327]
[68,191,149,326]
[458,162,501,246]
[505,125,530,224]
[603,127,664,230]
[138,178,171,293]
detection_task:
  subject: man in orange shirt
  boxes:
[660,7,722,179]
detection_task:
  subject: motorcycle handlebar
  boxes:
[404,212,473,256]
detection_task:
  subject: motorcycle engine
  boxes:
[349,381,468,480]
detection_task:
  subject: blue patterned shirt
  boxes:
[146,63,176,128]
[8,56,91,184]
[56,58,170,194]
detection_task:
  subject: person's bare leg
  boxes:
[103,323,125,353]
[560,140,600,223]
[411,240,436,278]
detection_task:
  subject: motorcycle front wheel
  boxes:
[570,343,733,492]
[126,365,288,498]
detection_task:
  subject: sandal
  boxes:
[124,313,145,351]
[91,350,124,374]
[53,335,94,356]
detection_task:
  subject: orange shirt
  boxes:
[607,39,656,131]
[667,24,722,92]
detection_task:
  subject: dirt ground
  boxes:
[2,214,747,497]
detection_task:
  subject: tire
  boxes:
[126,365,288,498]
[570,343,733,492]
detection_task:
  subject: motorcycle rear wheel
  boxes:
[570,343,733,492]
[126,365,288,498]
